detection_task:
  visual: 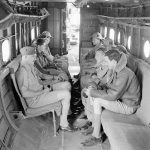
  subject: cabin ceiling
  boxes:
[16,0,76,2]
[14,0,150,8]
[15,0,150,5]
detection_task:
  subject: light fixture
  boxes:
[87,4,90,8]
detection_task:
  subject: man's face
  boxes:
[46,37,51,44]
[37,44,47,52]
[103,39,113,50]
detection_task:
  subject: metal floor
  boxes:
[11,115,110,150]
[67,44,80,77]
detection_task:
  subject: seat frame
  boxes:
[9,66,61,137]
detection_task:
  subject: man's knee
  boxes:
[93,99,103,115]
[64,81,71,90]
[62,90,71,102]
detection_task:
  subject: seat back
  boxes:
[9,61,62,118]
[126,53,150,126]
[135,60,150,126]
[9,66,28,114]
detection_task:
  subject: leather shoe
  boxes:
[81,121,92,130]
[81,136,104,147]
[59,125,74,132]
[82,126,93,136]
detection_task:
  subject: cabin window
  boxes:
[100,26,103,34]
[2,40,10,62]
[127,36,131,50]
[15,38,18,51]
[36,26,39,36]
[104,27,107,38]
[31,28,35,41]
[144,40,150,58]
[118,32,120,43]
[109,28,115,41]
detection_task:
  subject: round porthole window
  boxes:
[31,28,35,41]
[109,28,115,41]
[104,27,107,38]
[15,38,18,51]
[36,26,39,36]
[2,40,10,62]
[127,36,131,50]
[144,40,150,58]
[118,32,120,43]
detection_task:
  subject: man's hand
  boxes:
[84,86,95,97]
[88,82,97,89]
[58,73,68,81]
[54,54,60,58]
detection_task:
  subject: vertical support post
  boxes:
[52,110,56,137]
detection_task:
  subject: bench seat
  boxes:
[101,56,150,150]
[102,111,150,150]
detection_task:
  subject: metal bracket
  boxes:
[9,111,25,120]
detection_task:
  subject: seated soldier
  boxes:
[35,38,69,78]
[103,37,115,51]
[40,31,68,61]
[34,38,71,90]
[117,44,128,54]
[81,49,141,146]
[81,32,104,67]
[16,46,73,131]
[80,50,108,89]
[81,35,114,73]
[38,31,71,79]
[80,37,115,87]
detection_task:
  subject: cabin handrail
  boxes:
[97,15,150,29]
[0,8,49,30]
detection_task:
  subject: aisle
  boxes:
[67,44,80,77]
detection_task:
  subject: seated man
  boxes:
[35,38,69,82]
[36,36,71,79]
[117,44,128,54]
[39,31,68,61]
[80,37,116,89]
[80,50,108,88]
[81,32,104,67]
[16,46,73,131]
[38,31,70,77]
[103,37,115,52]
[81,35,114,74]
[81,49,141,146]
